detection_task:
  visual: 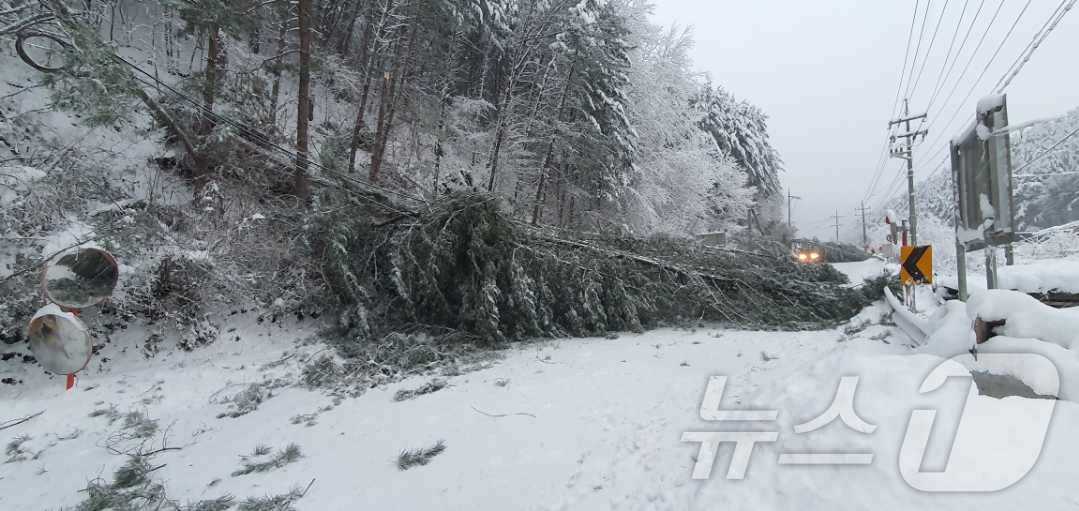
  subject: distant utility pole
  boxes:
[856,202,869,247]
[889,99,928,246]
[787,188,801,229]
[831,209,842,242]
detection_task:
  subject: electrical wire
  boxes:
[1012,124,1079,174]
[921,0,1008,134]
[914,1,1078,169]
[926,0,982,112]
[863,1,925,205]
[889,0,923,123]
[907,0,951,101]
[903,0,935,101]
[993,0,1076,93]
[915,0,1034,169]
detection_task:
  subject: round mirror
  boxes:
[27,304,92,375]
[43,247,119,309]
[15,31,74,73]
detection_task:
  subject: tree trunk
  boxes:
[200,25,220,135]
[485,118,506,192]
[164,5,177,74]
[133,88,205,192]
[431,86,449,194]
[294,0,313,201]
[347,0,382,174]
[370,11,416,184]
[531,64,575,225]
[268,0,288,127]
[338,0,365,54]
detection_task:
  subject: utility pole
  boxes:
[787,188,801,229]
[856,202,869,248]
[831,210,842,242]
[889,99,928,246]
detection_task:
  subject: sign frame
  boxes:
[951,94,1017,251]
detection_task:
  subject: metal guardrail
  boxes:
[883,288,931,346]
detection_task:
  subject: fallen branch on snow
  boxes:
[471,405,536,419]
[0,410,44,431]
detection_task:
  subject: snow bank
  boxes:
[915,294,1079,400]
[831,258,891,286]
[967,289,1079,349]
[702,345,1079,510]
[997,259,1079,294]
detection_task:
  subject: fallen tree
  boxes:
[319,193,879,345]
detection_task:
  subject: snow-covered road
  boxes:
[0,313,858,510]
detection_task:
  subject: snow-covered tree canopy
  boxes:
[694,84,784,197]
[0,0,782,236]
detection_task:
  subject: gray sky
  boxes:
[649,0,1079,241]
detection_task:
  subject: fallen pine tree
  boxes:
[317,193,884,347]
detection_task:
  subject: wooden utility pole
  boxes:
[294,0,312,201]
[889,99,928,246]
[856,201,870,248]
[787,188,801,229]
[831,210,842,242]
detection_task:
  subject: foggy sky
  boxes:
[649,0,1079,242]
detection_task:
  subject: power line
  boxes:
[926,0,982,112]
[908,0,951,101]
[921,0,1008,133]
[916,0,1034,168]
[890,0,924,120]
[993,0,1076,93]
[1012,124,1079,174]
[875,165,908,210]
[903,0,935,101]
[862,142,892,203]
[863,1,926,205]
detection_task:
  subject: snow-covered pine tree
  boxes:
[531,0,636,228]
[694,84,784,197]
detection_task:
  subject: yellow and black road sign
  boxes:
[900,245,933,285]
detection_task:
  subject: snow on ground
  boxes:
[831,257,894,287]
[828,257,889,284]
[4,288,1074,508]
[998,258,1079,294]
[0,312,861,510]
[939,257,1079,295]
[3,258,1078,510]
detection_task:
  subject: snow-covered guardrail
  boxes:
[883,287,932,345]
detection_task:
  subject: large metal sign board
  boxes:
[900,245,933,285]
[950,94,1016,250]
